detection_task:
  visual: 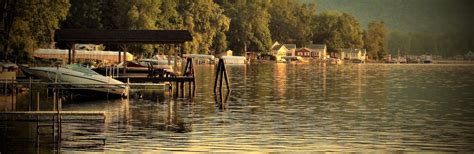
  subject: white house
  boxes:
[307,44,327,60]
[271,41,289,61]
[283,44,296,56]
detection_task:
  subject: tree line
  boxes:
[1,0,391,63]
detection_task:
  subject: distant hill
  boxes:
[301,0,474,33]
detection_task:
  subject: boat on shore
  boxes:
[20,64,127,96]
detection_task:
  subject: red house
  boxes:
[295,48,312,57]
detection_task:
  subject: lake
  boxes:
[1,63,474,152]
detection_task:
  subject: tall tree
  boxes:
[218,0,272,55]
[127,0,162,56]
[178,0,230,54]
[364,21,389,60]
[61,0,102,29]
[1,0,70,63]
[269,0,316,47]
[312,12,363,53]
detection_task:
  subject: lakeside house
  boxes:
[307,44,327,60]
[283,44,296,56]
[271,41,289,61]
[340,48,366,61]
[295,48,312,58]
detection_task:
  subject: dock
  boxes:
[0,111,105,116]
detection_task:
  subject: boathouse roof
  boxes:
[55,29,193,44]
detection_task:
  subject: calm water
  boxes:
[1,63,474,152]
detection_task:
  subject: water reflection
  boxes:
[1,63,474,152]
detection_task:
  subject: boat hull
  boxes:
[21,67,126,96]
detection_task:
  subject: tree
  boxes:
[364,21,389,60]
[312,12,363,53]
[1,0,70,63]
[218,0,272,55]
[268,0,316,47]
[61,0,102,29]
[178,0,230,54]
[127,0,162,56]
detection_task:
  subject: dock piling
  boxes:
[214,59,230,93]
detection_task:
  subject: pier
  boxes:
[55,29,196,98]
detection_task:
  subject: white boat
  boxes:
[138,55,177,72]
[20,64,127,96]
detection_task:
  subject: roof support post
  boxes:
[67,43,75,64]
[173,44,177,74]
[120,44,129,74]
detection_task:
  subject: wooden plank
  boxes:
[0,111,105,116]
[115,76,194,83]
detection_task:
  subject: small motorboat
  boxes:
[20,64,127,96]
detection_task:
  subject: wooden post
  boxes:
[120,44,129,74]
[53,91,56,111]
[222,60,231,92]
[173,44,178,74]
[37,92,40,111]
[213,59,230,93]
[213,59,222,92]
[192,60,196,97]
[118,51,122,64]
[4,79,7,96]
[219,61,224,93]
[175,81,179,98]
[29,77,32,111]
[180,81,184,97]
[68,48,71,64]
[71,43,76,64]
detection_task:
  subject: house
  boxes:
[340,48,366,61]
[295,48,312,58]
[271,41,289,61]
[283,44,296,56]
[307,44,327,60]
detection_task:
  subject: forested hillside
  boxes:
[302,0,474,56]
[303,0,473,33]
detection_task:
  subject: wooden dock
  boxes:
[114,76,194,83]
[0,111,105,116]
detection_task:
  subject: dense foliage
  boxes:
[2,0,471,63]
[0,0,70,63]
[364,21,388,60]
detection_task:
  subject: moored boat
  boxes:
[20,64,127,96]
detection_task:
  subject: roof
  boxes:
[272,44,285,51]
[283,44,296,50]
[308,44,326,50]
[296,48,312,52]
[271,41,281,49]
[55,29,193,44]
